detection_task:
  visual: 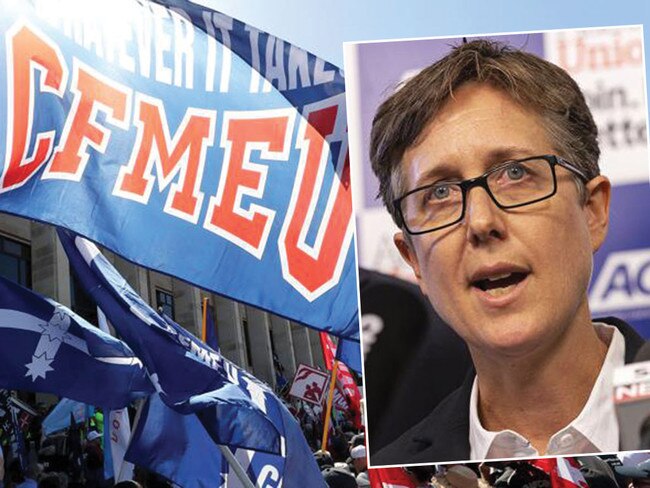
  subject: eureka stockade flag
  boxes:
[0,0,358,340]
[0,276,152,408]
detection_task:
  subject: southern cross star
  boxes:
[24,352,54,381]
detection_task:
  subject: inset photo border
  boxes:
[344,26,650,466]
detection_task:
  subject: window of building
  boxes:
[156,289,175,319]
[242,318,253,369]
[0,235,31,288]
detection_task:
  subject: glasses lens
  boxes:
[487,158,554,207]
[400,182,463,233]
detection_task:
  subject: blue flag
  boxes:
[125,394,226,488]
[221,368,326,487]
[9,398,27,470]
[0,277,152,408]
[0,0,358,341]
[58,228,281,454]
[126,371,326,487]
[42,398,95,436]
[336,338,362,374]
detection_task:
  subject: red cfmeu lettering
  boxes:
[280,100,353,301]
[2,21,352,301]
[204,110,294,258]
[1,22,67,192]
[44,61,131,181]
[114,95,215,224]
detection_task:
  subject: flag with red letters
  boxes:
[0,0,358,341]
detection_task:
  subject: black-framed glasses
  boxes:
[394,155,589,235]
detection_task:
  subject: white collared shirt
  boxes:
[469,323,625,460]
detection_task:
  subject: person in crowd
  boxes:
[322,465,358,488]
[405,465,436,487]
[314,450,335,471]
[14,462,40,488]
[369,38,645,464]
[432,465,482,488]
[83,431,104,488]
[350,445,369,487]
[37,473,68,488]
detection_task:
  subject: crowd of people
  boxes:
[315,428,369,487]
[0,392,365,488]
[5,398,650,488]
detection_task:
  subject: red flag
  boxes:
[320,331,337,370]
[368,467,417,488]
[319,332,362,428]
[531,458,588,488]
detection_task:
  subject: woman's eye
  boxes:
[430,185,450,199]
[505,164,526,180]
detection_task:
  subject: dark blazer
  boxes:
[371,317,646,465]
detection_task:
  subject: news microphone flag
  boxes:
[531,458,588,488]
[58,228,281,454]
[614,355,650,450]
[0,0,358,341]
[0,276,152,408]
[368,467,417,488]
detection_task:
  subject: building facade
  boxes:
[0,213,326,399]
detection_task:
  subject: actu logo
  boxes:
[590,248,650,313]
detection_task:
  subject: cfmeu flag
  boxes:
[126,373,326,488]
[58,229,281,454]
[0,276,152,408]
[0,0,358,340]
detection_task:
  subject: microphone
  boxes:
[614,343,650,450]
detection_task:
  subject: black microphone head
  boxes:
[635,342,650,363]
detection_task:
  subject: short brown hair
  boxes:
[369,39,600,226]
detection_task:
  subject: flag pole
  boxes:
[321,360,339,451]
[219,445,256,488]
[201,296,208,342]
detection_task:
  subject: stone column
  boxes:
[269,314,297,378]
[245,306,275,388]
[31,223,71,306]
[172,278,202,337]
[308,328,326,370]
[213,295,248,368]
[290,321,313,368]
